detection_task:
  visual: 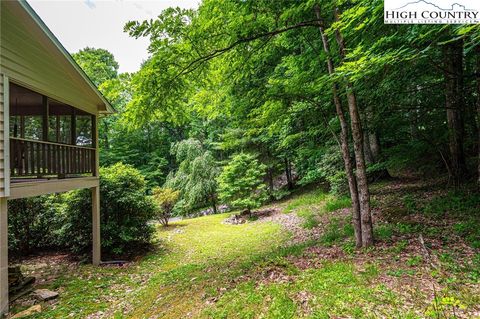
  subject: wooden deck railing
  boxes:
[10,137,96,178]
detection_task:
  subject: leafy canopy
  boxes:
[72,47,119,86]
[218,153,267,212]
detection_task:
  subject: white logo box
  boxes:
[384,0,480,24]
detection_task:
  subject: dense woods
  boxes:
[72,1,479,246]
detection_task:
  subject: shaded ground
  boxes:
[6,177,480,318]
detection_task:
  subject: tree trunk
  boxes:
[362,105,375,164]
[314,4,362,248]
[444,39,468,185]
[344,84,374,246]
[369,131,381,163]
[334,8,373,247]
[476,45,480,186]
[285,158,294,190]
[267,167,274,198]
[363,130,374,165]
[211,197,218,214]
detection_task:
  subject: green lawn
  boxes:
[17,184,480,318]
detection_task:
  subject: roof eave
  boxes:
[19,0,116,115]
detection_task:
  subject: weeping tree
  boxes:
[166,139,220,215]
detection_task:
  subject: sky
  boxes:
[28,0,199,73]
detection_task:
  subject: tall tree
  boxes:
[166,139,219,214]
[333,7,373,246]
[476,45,480,185]
[444,38,468,184]
[72,47,119,86]
[314,4,362,248]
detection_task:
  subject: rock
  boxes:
[9,266,36,302]
[11,305,42,318]
[33,289,59,301]
[8,266,24,286]
[223,214,246,225]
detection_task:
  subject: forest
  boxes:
[6,0,480,318]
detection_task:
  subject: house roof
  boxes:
[5,1,116,114]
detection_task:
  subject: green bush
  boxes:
[9,164,156,258]
[8,195,64,254]
[152,187,180,226]
[218,153,267,213]
[61,163,156,257]
[297,145,348,196]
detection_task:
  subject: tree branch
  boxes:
[171,20,322,81]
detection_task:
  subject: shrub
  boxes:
[152,187,180,226]
[218,153,267,214]
[327,170,349,196]
[8,195,64,254]
[61,163,156,257]
[296,145,348,196]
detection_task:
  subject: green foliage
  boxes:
[166,139,219,215]
[152,187,180,226]
[396,222,422,235]
[297,208,319,229]
[406,256,422,267]
[423,191,480,217]
[8,195,63,254]
[403,195,418,214]
[391,240,409,254]
[217,153,267,212]
[421,191,480,248]
[325,196,352,212]
[284,189,327,213]
[72,47,119,86]
[73,48,175,189]
[320,218,354,246]
[62,163,156,256]
[8,164,155,258]
[297,146,349,196]
[374,224,395,242]
[426,296,467,318]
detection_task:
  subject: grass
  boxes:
[24,214,287,318]
[283,189,352,232]
[324,196,351,212]
[13,182,480,318]
[296,208,319,229]
[204,261,406,318]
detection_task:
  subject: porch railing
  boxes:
[10,137,96,178]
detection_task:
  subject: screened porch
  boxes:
[9,82,96,181]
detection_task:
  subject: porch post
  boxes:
[91,113,100,266]
[0,198,8,316]
[92,185,100,266]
